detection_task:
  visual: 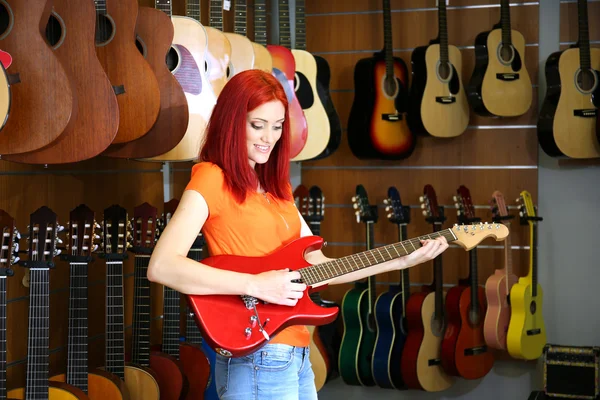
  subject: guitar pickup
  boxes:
[496,73,519,81]
[435,96,455,104]
[381,113,402,121]
[574,109,597,118]
[428,358,442,366]
[464,345,488,356]
[527,328,542,336]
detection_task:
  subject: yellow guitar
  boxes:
[506,190,547,360]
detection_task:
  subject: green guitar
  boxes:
[338,184,378,386]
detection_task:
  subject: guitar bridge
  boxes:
[381,113,402,121]
[527,328,542,336]
[573,109,597,118]
[464,345,488,356]
[435,96,456,104]
[240,295,270,342]
[496,73,519,81]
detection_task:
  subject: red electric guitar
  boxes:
[185,210,509,358]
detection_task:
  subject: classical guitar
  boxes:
[49,205,129,399]
[4,0,119,165]
[506,191,547,360]
[0,0,74,155]
[203,0,232,95]
[338,185,378,387]
[152,199,210,400]
[130,203,189,400]
[538,0,600,159]
[467,0,532,117]
[98,205,160,400]
[245,0,273,73]
[0,210,20,400]
[185,216,508,360]
[294,185,332,391]
[267,0,308,159]
[94,0,161,144]
[141,0,217,162]
[103,1,189,159]
[447,186,494,379]
[401,185,454,392]
[8,207,88,400]
[348,0,415,159]
[407,0,469,138]
[484,191,518,350]
[290,0,330,162]
[372,186,411,389]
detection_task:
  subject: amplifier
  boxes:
[544,344,599,400]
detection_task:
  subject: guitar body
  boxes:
[0,62,9,131]
[372,286,407,389]
[312,55,342,160]
[149,351,189,400]
[484,269,518,350]
[94,0,160,144]
[440,284,465,376]
[407,44,469,138]
[506,280,547,360]
[50,370,130,400]
[204,27,231,96]
[468,28,532,117]
[5,0,119,164]
[8,381,89,399]
[400,291,428,390]
[338,285,374,386]
[0,0,74,154]
[223,32,255,75]
[347,54,415,159]
[251,42,273,72]
[454,287,494,379]
[123,364,160,400]
[291,49,330,161]
[178,343,210,400]
[103,7,188,159]
[539,48,600,159]
[307,325,328,391]
[267,44,308,158]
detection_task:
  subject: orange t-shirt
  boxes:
[184,161,310,348]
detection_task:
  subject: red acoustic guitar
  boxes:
[186,220,508,358]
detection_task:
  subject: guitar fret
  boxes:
[500,0,513,45]
[578,0,591,70]
[95,0,107,15]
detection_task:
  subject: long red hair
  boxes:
[199,70,291,204]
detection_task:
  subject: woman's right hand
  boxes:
[246,269,307,306]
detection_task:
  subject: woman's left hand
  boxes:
[395,236,449,270]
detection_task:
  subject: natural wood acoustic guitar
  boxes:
[198,0,231,95]
[248,0,273,72]
[0,52,11,133]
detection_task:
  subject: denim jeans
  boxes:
[215,343,318,399]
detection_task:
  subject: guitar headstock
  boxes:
[101,204,132,259]
[383,186,410,225]
[23,206,63,268]
[419,184,445,223]
[64,204,100,262]
[293,184,310,219]
[307,186,325,222]
[517,190,540,224]
[0,209,19,277]
[131,202,158,254]
[490,190,514,223]
[352,184,378,223]
[452,222,510,250]
[158,198,180,237]
[454,185,479,223]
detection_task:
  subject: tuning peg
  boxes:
[54,248,62,256]
[352,203,358,209]
[351,196,356,202]
[456,210,461,216]
[420,203,426,209]
[55,237,63,244]
[387,213,392,218]
[56,224,65,232]
[385,206,391,212]
[10,255,19,265]
[418,195,424,202]
[452,195,457,201]
[383,199,389,204]
[92,244,99,252]
[422,210,428,216]
[12,242,18,253]
[515,197,521,203]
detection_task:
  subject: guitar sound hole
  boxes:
[499,44,515,64]
[383,76,398,98]
[166,46,179,72]
[437,61,452,82]
[576,68,597,94]
[95,14,114,45]
[431,315,444,337]
[0,2,11,39]
[530,300,537,315]
[45,13,63,49]
[367,313,376,332]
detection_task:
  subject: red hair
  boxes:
[199,70,291,204]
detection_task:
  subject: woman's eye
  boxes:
[251,123,263,130]
[274,125,282,131]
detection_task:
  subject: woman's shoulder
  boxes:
[190,161,224,176]
[186,161,227,194]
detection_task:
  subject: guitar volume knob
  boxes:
[244,327,252,337]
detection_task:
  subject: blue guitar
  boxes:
[371,186,411,389]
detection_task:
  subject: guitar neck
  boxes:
[295,0,306,50]
[66,262,90,393]
[105,259,126,380]
[382,0,394,80]
[234,0,248,37]
[469,248,479,313]
[254,0,268,46]
[504,221,513,291]
[398,224,410,314]
[529,221,539,297]
[578,0,591,70]
[308,221,320,236]
[432,222,444,321]
[162,286,181,359]
[185,245,204,345]
[156,0,173,17]
[278,0,292,48]
[366,221,376,314]
[500,0,512,45]
[438,0,449,65]
[26,268,50,399]
[209,0,224,30]
[0,277,6,399]
[132,255,152,367]
[95,0,107,15]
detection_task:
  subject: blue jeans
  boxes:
[215,344,318,399]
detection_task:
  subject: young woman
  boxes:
[147,69,449,399]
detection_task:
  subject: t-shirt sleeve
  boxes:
[185,162,226,217]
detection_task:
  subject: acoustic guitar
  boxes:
[103,1,189,159]
[4,0,119,165]
[310,58,342,160]
[0,56,9,132]
[338,185,378,387]
[447,186,494,379]
[202,0,231,95]
[537,0,600,159]
[8,207,89,400]
[94,0,161,144]
[484,191,518,350]
[407,0,469,138]
[371,186,411,389]
[247,0,273,72]
[401,185,454,392]
[98,205,160,400]
[152,199,211,400]
[467,0,532,117]
[348,0,415,159]
[129,203,189,400]
[506,191,547,360]
[0,0,74,155]
[0,210,20,400]
[290,0,330,162]
[49,205,130,399]
[267,0,308,159]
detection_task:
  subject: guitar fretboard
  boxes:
[531,222,538,297]
[398,224,410,314]
[279,0,292,48]
[95,0,107,15]
[26,269,50,400]
[254,0,268,46]
[0,276,7,399]
[66,262,90,394]
[105,259,125,380]
[295,0,306,50]
[500,0,513,46]
[578,0,591,70]
[438,0,449,65]
[132,256,152,367]
[383,0,394,84]
[162,286,181,358]
[469,248,479,313]
[234,0,248,37]
[187,0,201,22]
[209,0,224,30]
